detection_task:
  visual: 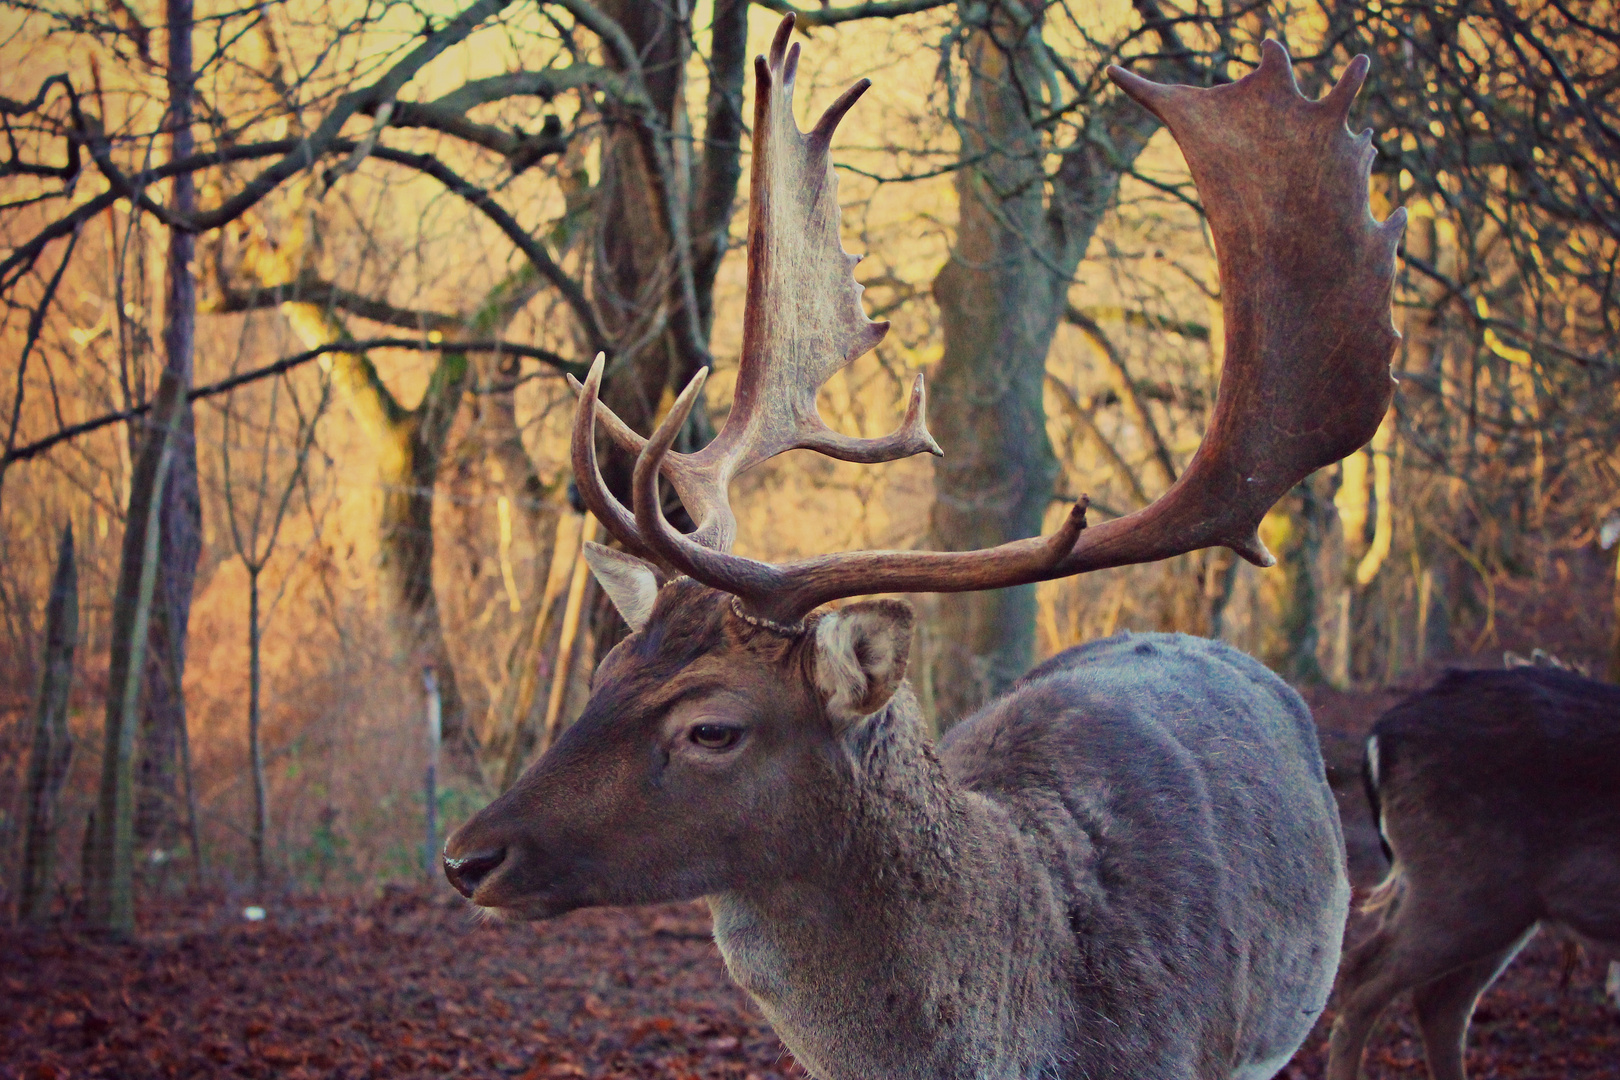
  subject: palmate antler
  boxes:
[574,25,1406,628]
[571,14,939,561]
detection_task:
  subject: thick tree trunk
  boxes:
[581,0,746,658]
[137,0,202,854]
[19,525,78,922]
[927,8,1159,725]
[376,407,478,776]
[690,0,747,343]
[1259,475,1339,685]
[278,302,481,780]
[592,0,689,498]
[929,254,1062,717]
[589,0,745,485]
[87,370,185,937]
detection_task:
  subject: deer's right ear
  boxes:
[583,542,659,632]
[813,599,914,725]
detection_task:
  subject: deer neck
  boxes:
[707,685,1064,1080]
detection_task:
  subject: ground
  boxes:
[5,688,1616,1080]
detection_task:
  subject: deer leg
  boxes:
[1325,926,1409,1080]
[1410,937,1528,1080]
[1326,916,1529,1080]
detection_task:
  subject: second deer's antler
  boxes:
[580,29,1406,628]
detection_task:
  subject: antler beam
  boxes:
[614,36,1405,626]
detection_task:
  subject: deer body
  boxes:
[1327,666,1620,1080]
[709,632,1348,1080]
[445,17,1404,1080]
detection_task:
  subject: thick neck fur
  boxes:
[836,684,966,890]
[709,683,1065,1080]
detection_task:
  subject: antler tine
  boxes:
[570,354,658,560]
[568,12,939,565]
[632,369,768,591]
[663,13,940,538]
[566,369,649,459]
[635,367,1089,615]
[645,39,1403,627]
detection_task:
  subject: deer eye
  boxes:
[688,724,742,751]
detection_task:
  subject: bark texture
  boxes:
[136,0,203,855]
[88,370,185,936]
[591,0,698,497]
[1260,477,1339,685]
[928,4,1162,724]
[19,525,78,922]
[584,0,747,652]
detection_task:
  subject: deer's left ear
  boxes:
[583,543,660,631]
[813,599,913,724]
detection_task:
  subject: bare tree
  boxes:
[18,524,77,923]
[219,365,331,893]
[135,0,204,862]
[85,371,186,937]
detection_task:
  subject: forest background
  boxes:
[1,0,1616,925]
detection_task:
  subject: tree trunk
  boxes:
[592,0,688,499]
[377,407,479,777]
[19,525,78,922]
[137,0,202,855]
[928,7,1159,724]
[279,302,481,780]
[87,369,185,937]
[589,0,745,506]
[928,15,1061,723]
[149,572,204,884]
[1259,475,1338,685]
[247,566,268,893]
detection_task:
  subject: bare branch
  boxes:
[2,338,583,468]
[751,0,951,26]
[427,66,631,111]
[66,134,611,356]
[1064,305,1177,489]
[211,274,460,331]
[108,0,516,235]
[380,102,568,170]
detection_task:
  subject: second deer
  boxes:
[1327,662,1620,1080]
[446,16,1406,1080]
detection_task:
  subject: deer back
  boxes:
[935,632,1347,1078]
[1366,666,1620,923]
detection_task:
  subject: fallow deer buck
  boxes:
[1327,664,1620,1080]
[446,16,1407,1079]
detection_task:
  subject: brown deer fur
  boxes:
[1327,667,1620,1080]
[450,581,1348,1079]
[445,17,1403,1078]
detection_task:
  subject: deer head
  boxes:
[444,18,1404,919]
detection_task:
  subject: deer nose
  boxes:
[443,847,506,898]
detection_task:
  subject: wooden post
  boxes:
[20,525,78,922]
[499,512,585,790]
[540,516,598,754]
[423,666,441,879]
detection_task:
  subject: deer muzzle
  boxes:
[443,846,506,898]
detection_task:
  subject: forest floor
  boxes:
[5,689,1617,1080]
